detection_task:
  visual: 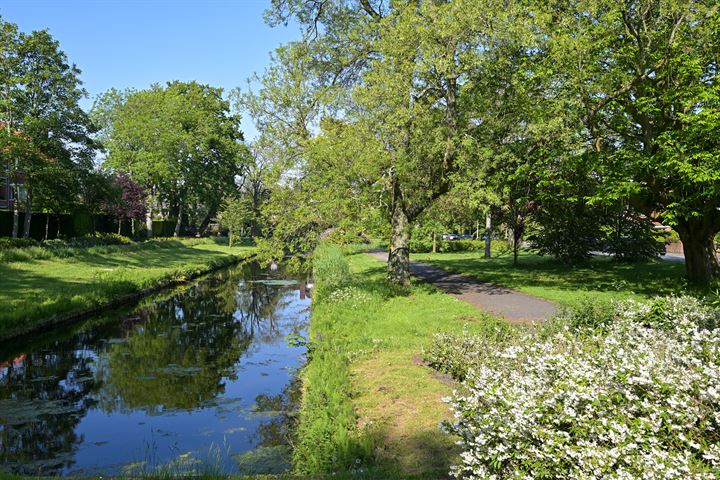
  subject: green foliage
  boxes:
[93,81,249,235]
[531,204,666,264]
[71,212,93,237]
[43,232,132,249]
[409,238,487,254]
[552,299,617,331]
[311,243,350,301]
[530,214,600,264]
[0,237,39,249]
[252,0,720,283]
[0,233,133,262]
[150,220,177,238]
[601,208,666,262]
[0,17,97,237]
[424,328,513,382]
[217,195,252,246]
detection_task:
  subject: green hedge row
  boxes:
[409,238,487,253]
[0,211,179,240]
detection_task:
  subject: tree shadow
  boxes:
[417,253,690,301]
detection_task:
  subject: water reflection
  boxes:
[0,263,310,476]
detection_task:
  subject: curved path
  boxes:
[367,251,557,324]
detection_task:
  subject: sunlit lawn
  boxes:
[0,240,254,335]
[413,250,688,307]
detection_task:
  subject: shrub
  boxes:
[312,243,350,301]
[43,232,132,249]
[601,209,666,262]
[442,297,720,479]
[0,245,54,263]
[424,329,495,381]
[0,237,40,250]
[409,238,493,254]
[0,234,193,263]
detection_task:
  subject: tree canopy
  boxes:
[243,0,720,284]
[0,16,97,238]
[93,81,249,237]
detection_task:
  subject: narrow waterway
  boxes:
[0,262,311,476]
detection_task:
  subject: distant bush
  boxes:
[0,234,216,263]
[410,238,483,253]
[43,233,132,250]
[601,210,666,262]
[666,229,681,243]
[0,238,40,250]
[441,296,720,479]
[312,243,350,301]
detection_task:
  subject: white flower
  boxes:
[438,296,720,479]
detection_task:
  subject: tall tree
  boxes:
[541,0,720,282]
[104,172,146,235]
[95,81,248,237]
[250,0,506,285]
[0,18,95,238]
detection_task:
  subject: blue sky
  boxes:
[0,0,300,140]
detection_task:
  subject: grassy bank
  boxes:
[0,237,254,338]
[413,250,688,307]
[293,245,512,478]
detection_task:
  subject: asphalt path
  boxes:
[367,251,557,324]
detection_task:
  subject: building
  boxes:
[0,162,15,210]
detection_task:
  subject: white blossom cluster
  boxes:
[326,285,371,308]
[443,297,720,479]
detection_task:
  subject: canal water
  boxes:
[0,262,311,476]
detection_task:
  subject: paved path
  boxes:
[367,251,557,324]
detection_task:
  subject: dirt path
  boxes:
[367,251,557,324]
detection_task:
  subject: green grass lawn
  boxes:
[294,249,512,478]
[0,239,254,337]
[412,250,689,307]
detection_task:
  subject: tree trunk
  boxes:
[11,185,19,238]
[118,219,123,235]
[676,220,720,284]
[432,232,437,254]
[56,215,61,238]
[512,219,522,266]
[131,219,135,237]
[22,189,32,239]
[146,203,153,238]
[388,205,411,287]
[387,168,411,287]
[484,212,492,259]
[173,204,183,237]
[45,214,49,241]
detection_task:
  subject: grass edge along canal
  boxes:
[0,237,255,341]
[292,244,512,479]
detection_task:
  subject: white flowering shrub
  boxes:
[443,296,720,479]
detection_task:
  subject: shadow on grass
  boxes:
[0,244,240,333]
[415,253,692,303]
[365,427,458,479]
[303,425,456,480]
